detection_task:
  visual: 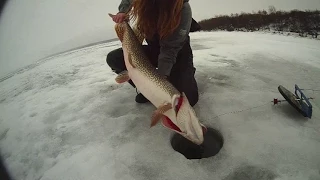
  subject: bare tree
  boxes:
[268,5,277,14]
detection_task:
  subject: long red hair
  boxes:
[129,0,184,40]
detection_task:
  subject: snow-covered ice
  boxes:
[0,31,320,180]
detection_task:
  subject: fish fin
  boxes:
[150,103,172,127]
[128,55,136,68]
[115,70,130,83]
[150,113,165,127]
[108,13,114,18]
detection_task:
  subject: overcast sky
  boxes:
[0,0,319,77]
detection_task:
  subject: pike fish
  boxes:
[109,14,207,145]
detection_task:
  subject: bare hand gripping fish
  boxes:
[109,14,207,145]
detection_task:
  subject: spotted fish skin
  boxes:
[117,22,179,97]
[112,18,206,145]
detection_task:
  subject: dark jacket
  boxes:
[117,0,201,76]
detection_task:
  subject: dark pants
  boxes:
[106,43,199,106]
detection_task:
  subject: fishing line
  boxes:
[211,101,271,119]
[300,89,320,92]
[211,95,318,120]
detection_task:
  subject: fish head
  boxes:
[162,93,207,145]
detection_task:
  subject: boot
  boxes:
[135,93,150,103]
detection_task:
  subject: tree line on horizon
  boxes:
[198,6,320,38]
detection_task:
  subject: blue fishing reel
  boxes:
[274,84,314,118]
[294,84,313,118]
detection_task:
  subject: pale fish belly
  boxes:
[129,68,178,123]
[123,47,172,108]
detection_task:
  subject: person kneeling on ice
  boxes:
[106,0,201,106]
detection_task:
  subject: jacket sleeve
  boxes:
[118,0,133,13]
[157,2,192,76]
